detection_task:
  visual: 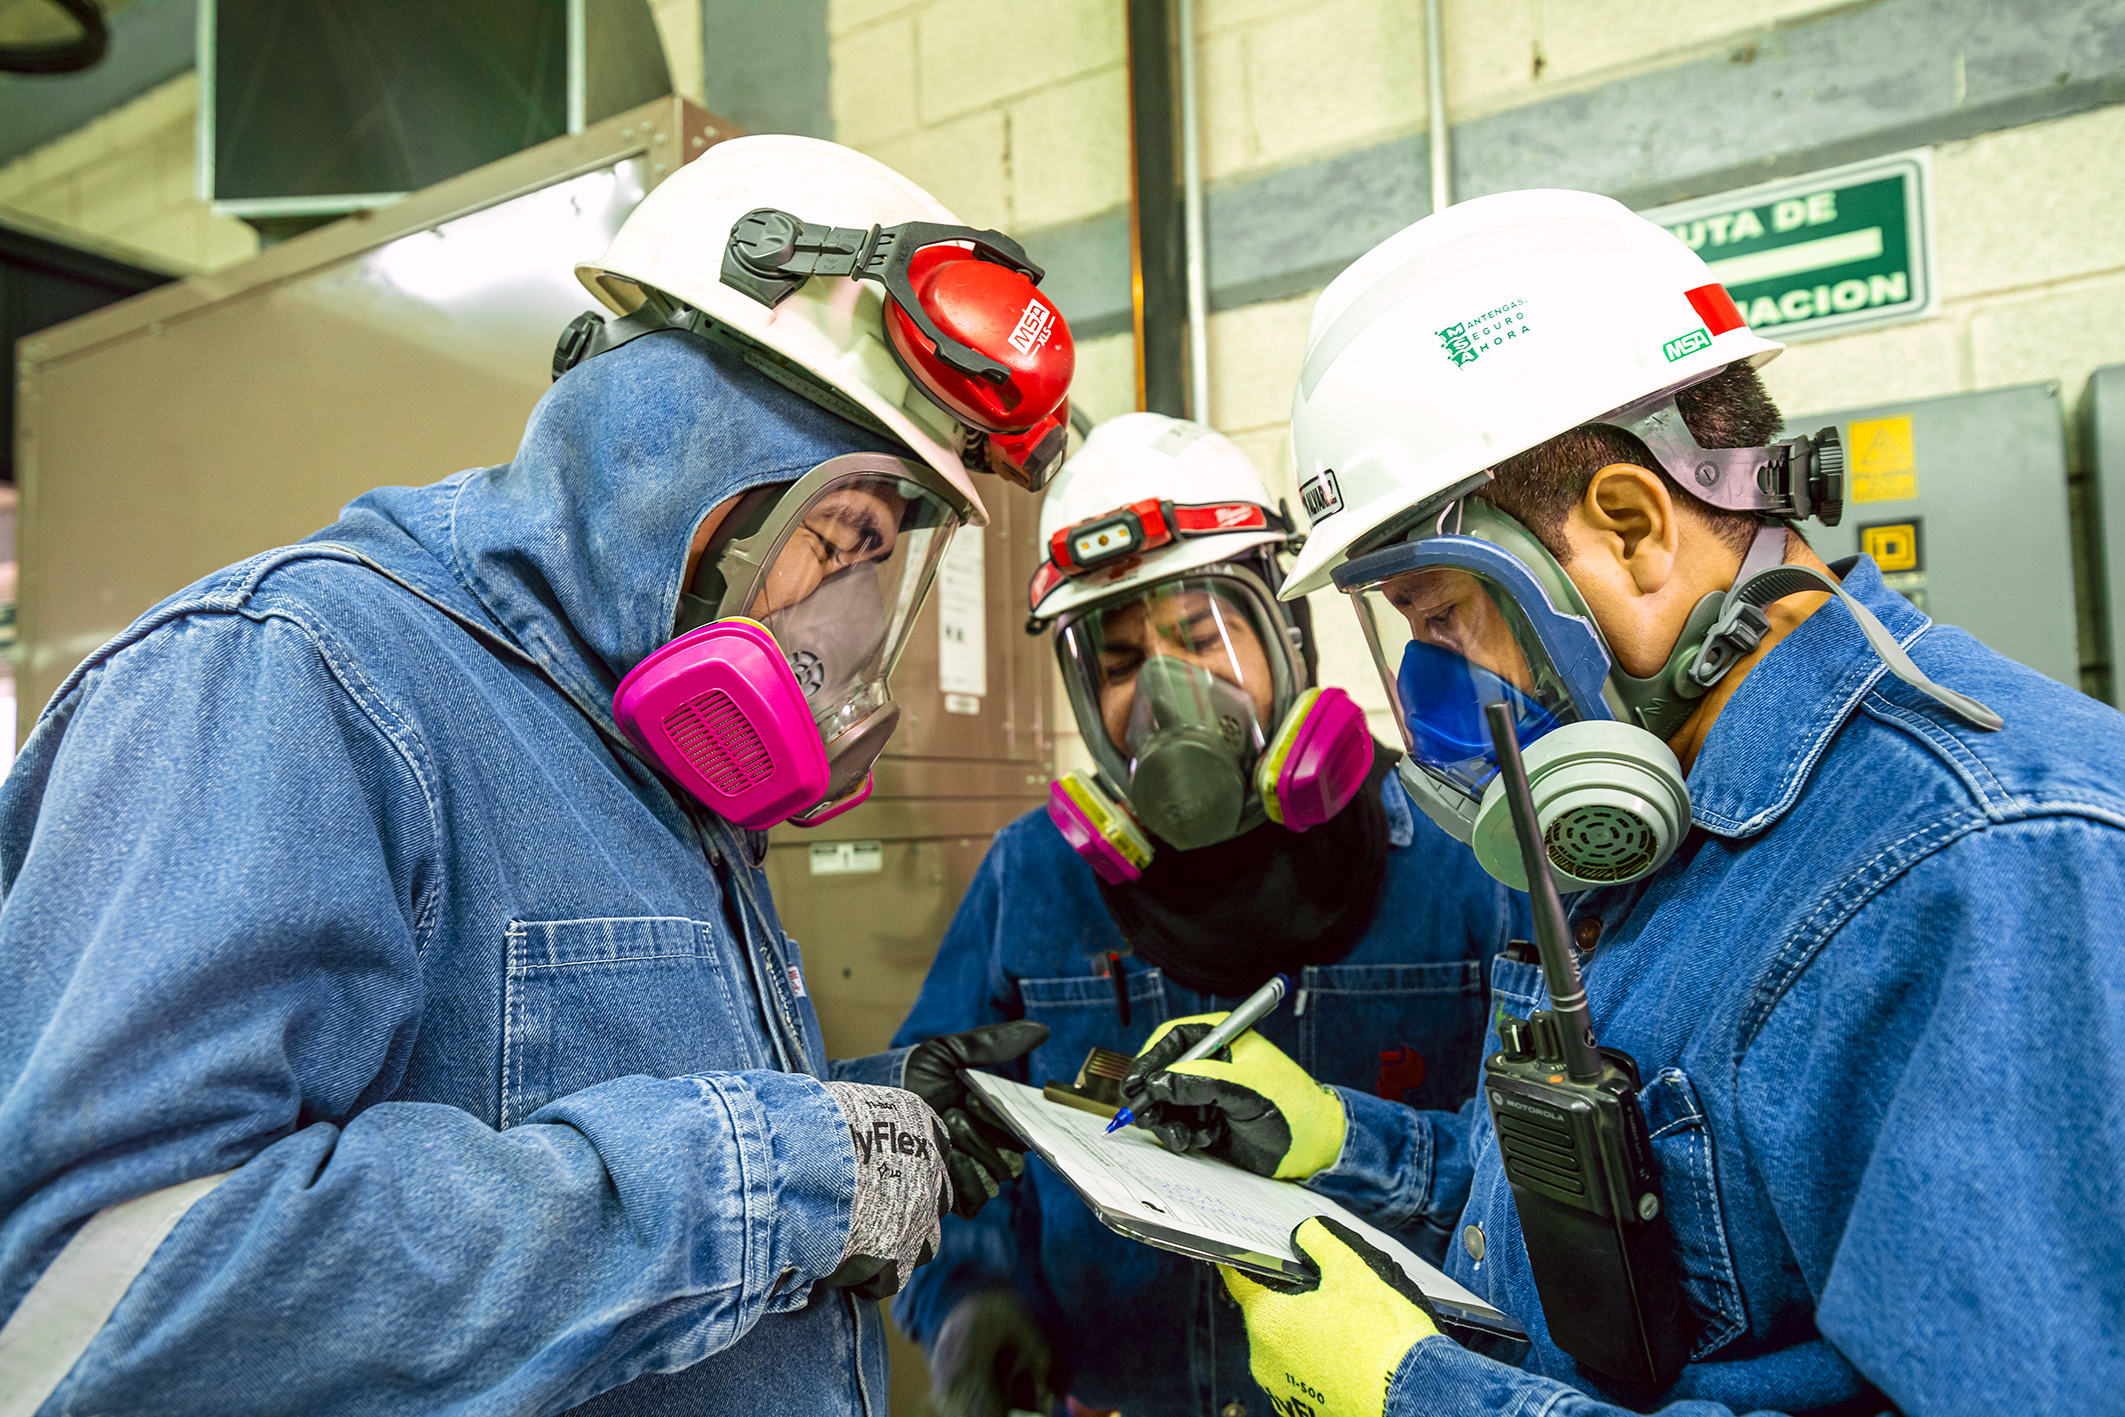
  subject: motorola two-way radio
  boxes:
[1480,701,1693,1390]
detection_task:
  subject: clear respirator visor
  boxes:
[1340,533,1616,816]
[694,453,972,805]
[1054,567,1301,826]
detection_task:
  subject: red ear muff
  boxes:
[885,245,1074,435]
[721,209,1076,491]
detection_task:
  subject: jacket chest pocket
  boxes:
[1474,961,1745,1361]
[1642,1067,1746,1360]
[1016,971,1170,1089]
[501,917,758,1128]
[1299,959,1488,1111]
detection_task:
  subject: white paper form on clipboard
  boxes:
[966,1071,1525,1347]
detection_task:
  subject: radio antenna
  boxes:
[1485,701,1602,1083]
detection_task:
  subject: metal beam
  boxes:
[1125,0,1187,416]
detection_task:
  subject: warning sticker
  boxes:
[1859,519,1923,573]
[809,841,884,876]
[1848,415,1916,502]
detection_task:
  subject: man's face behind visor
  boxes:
[1379,566,1539,698]
[1356,563,1579,798]
[1092,583,1276,756]
[749,478,912,619]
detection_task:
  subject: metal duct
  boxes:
[197,0,671,228]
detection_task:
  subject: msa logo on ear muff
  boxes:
[720,208,1074,491]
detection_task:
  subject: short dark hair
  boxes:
[1474,360,1784,562]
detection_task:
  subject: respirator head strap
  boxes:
[1604,392,1846,527]
[1681,522,1790,693]
[1716,556,2005,733]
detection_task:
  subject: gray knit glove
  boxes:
[820,1080,954,1300]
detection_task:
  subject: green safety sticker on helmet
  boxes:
[1436,300,1531,368]
[1662,327,1712,361]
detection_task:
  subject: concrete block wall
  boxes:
[1760,103,2125,423]
[832,0,2125,776]
[829,0,1130,235]
[0,0,706,277]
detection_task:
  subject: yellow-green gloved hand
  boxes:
[1118,1012,1347,1178]
[1223,1216,1443,1417]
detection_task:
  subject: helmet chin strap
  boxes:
[1669,523,2003,733]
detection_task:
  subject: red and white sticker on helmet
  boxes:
[1008,299,1056,356]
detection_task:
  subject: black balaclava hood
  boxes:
[1096,740,1396,996]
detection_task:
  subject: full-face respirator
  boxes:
[1044,558,1374,883]
[611,452,972,829]
[1333,388,2002,893]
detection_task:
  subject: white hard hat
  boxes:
[1029,413,1291,621]
[578,135,989,524]
[1280,189,1785,596]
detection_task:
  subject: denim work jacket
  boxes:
[1331,559,2125,1417]
[0,334,917,1416]
[890,782,1526,1417]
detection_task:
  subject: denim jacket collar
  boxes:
[1686,555,1928,841]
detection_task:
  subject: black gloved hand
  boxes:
[901,1020,1050,1219]
[930,1289,1056,1417]
[1118,1014,1347,1179]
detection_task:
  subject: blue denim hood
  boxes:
[315,329,906,737]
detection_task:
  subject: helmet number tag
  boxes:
[1300,467,1343,521]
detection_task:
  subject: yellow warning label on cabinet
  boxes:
[1859,521,1921,572]
[1848,415,1916,502]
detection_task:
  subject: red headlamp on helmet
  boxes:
[1028,498,1285,612]
[720,209,1075,492]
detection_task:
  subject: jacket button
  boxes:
[1573,916,1601,953]
[1463,1224,1485,1261]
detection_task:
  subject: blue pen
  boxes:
[1106,973,1292,1135]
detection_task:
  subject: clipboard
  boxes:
[968,1071,1526,1351]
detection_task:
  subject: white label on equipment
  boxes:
[809,841,884,876]
[945,693,982,715]
[938,526,986,698]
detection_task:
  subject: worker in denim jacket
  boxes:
[893,414,1526,1417]
[1126,191,2125,1416]
[0,136,1078,1416]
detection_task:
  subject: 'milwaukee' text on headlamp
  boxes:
[1029,499,1288,611]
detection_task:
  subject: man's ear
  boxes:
[1572,463,1680,596]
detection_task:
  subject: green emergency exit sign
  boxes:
[1641,151,1937,341]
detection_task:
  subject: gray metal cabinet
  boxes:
[1784,382,2077,687]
